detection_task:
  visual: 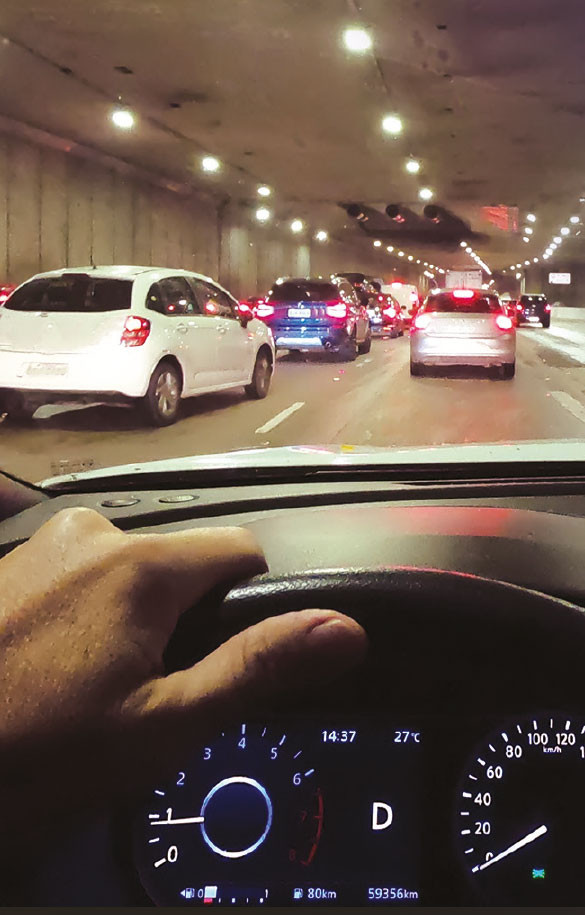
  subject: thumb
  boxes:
[124,609,367,754]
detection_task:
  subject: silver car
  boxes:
[410,289,516,379]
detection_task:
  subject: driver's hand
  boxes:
[0,508,366,851]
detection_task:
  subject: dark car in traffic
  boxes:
[334,272,380,308]
[367,292,405,337]
[257,276,371,360]
[516,293,551,328]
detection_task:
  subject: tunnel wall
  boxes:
[0,129,397,298]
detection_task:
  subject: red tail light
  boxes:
[545,304,552,312]
[452,289,475,299]
[378,295,384,302]
[255,302,275,319]
[237,302,253,316]
[383,306,397,318]
[413,313,431,330]
[495,314,513,331]
[120,315,150,346]
[325,300,348,318]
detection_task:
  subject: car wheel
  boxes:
[245,349,273,399]
[542,316,551,328]
[338,333,358,362]
[143,362,182,426]
[500,362,515,379]
[358,330,372,354]
[410,360,424,376]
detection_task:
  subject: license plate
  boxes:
[527,316,539,322]
[288,307,311,318]
[26,362,68,376]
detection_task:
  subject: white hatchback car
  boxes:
[0,266,275,425]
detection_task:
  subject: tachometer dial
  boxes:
[457,714,585,904]
[133,723,321,906]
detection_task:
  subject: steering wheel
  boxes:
[165,568,585,711]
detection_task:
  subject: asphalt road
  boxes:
[4,313,585,483]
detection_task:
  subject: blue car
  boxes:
[256,277,372,361]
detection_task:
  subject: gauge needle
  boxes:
[472,825,547,873]
[151,816,204,826]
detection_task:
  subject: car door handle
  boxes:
[176,324,189,334]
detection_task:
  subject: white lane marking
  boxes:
[255,401,304,434]
[551,391,585,426]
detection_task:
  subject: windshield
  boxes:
[0,2,583,483]
[424,293,502,314]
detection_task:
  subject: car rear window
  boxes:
[5,275,133,312]
[265,281,338,302]
[520,295,547,304]
[424,293,502,313]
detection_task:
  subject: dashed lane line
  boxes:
[550,391,585,426]
[255,401,305,434]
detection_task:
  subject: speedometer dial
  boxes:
[457,714,585,905]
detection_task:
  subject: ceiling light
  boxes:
[560,227,570,235]
[522,236,529,243]
[257,185,271,197]
[382,114,403,136]
[465,246,473,253]
[315,229,328,242]
[533,257,539,262]
[543,253,549,259]
[405,158,421,174]
[526,213,536,222]
[419,187,434,201]
[387,245,394,252]
[570,215,580,224]
[290,219,304,233]
[398,250,405,257]
[416,259,421,264]
[460,241,468,247]
[373,239,382,247]
[524,227,533,235]
[343,27,372,53]
[515,272,522,279]
[423,261,428,266]
[111,107,135,129]
[255,207,271,222]
[201,155,221,173]
[550,243,557,250]
[553,236,562,244]
[524,260,530,266]
[408,255,414,261]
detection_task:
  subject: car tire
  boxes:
[410,360,424,376]
[245,349,273,399]
[500,362,516,380]
[358,330,372,355]
[542,316,551,328]
[143,361,182,426]
[338,333,358,362]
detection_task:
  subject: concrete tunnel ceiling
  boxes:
[0,0,585,275]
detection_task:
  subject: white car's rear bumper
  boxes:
[0,349,150,399]
[411,334,515,367]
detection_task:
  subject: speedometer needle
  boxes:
[472,825,547,873]
[151,816,204,826]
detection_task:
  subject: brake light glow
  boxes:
[204,302,219,315]
[452,289,475,299]
[326,301,348,318]
[120,315,151,346]
[237,302,253,315]
[413,313,431,330]
[391,282,403,288]
[255,302,275,318]
[545,304,552,312]
[495,314,513,330]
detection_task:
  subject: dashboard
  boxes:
[3,476,585,906]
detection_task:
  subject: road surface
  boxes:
[3,312,585,482]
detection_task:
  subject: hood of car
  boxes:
[39,439,585,487]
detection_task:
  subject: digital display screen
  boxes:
[133,721,422,906]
